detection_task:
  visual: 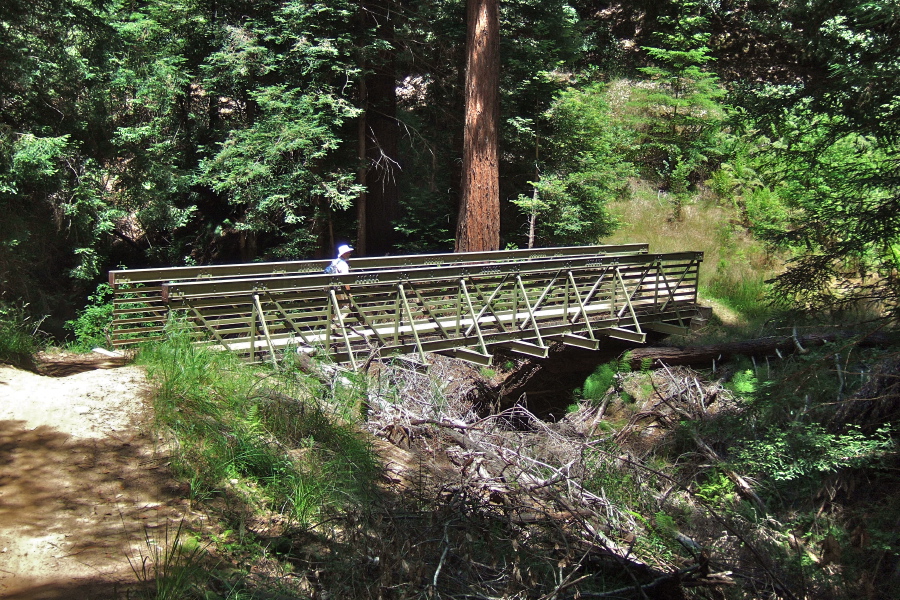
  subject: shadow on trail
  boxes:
[34,354,131,377]
[0,418,185,599]
[0,578,129,600]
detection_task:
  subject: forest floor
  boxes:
[4,341,894,599]
[0,354,186,600]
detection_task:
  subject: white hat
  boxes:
[337,244,354,257]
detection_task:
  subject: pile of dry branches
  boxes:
[352,356,761,599]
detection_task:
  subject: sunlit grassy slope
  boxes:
[600,182,779,328]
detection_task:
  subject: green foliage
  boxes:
[733,424,893,484]
[0,0,377,324]
[705,129,782,229]
[582,363,616,402]
[582,443,648,509]
[628,0,726,199]
[728,368,758,396]
[393,190,455,253]
[746,109,899,312]
[66,283,114,351]
[734,1,900,313]
[653,510,676,533]
[479,367,497,379]
[1,130,113,307]
[199,86,362,259]
[10,134,71,182]
[694,469,737,505]
[0,302,41,367]
[582,353,633,403]
[514,82,632,246]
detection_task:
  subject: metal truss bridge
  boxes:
[109,244,703,367]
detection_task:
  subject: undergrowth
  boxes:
[558,312,900,600]
[65,282,114,351]
[0,301,42,369]
[138,319,380,587]
[133,313,900,599]
[662,340,898,599]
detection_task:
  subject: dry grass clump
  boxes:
[603,183,780,326]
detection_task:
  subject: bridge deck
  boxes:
[109,246,702,366]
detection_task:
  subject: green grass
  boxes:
[139,319,380,529]
[0,301,41,368]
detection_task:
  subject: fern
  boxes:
[582,352,634,403]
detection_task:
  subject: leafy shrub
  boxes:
[733,423,893,484]
[694,469,737,505]
[66,283,114,351]
[728,369,758,396]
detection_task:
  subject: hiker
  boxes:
[326,245,355,310]
[326,244,353,275]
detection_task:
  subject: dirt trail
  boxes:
[0,358,185,599]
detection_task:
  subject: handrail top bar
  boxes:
[162,250,704,301]
[110,243,650,286]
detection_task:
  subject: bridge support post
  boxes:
[252,294,279,367]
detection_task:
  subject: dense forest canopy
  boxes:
[1,0,899,334]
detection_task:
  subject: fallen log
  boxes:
[494,330,897,410]
[623,331,895,371]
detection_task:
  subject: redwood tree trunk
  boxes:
[455,0,500,253]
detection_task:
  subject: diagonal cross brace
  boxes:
[613,268,644,339]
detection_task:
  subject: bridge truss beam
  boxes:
[109,244,649,348]
[135,250,704,367]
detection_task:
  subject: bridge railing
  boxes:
[108,244,648,347]
[114,249,703,367]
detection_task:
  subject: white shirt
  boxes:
[333,257,350,274]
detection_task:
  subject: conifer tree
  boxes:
[630,0,725,217]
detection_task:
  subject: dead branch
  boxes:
[361,355,798,599]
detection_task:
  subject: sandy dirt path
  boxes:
[0,360,185,599]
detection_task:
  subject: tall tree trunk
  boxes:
[356,77,368,255]
[455,0,500,253]
[358,0,400,256]
[364,54,400,255]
